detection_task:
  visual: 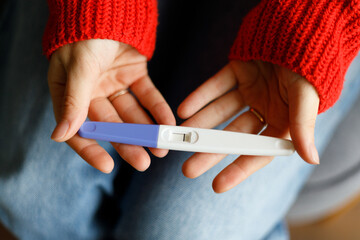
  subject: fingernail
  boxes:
[309,144,320,164]
[51,120,69,141]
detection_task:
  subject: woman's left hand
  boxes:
[178,60,320,193]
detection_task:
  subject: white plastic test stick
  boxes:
[157,125,294,156]
[78,122,295,156]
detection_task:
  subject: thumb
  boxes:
[288,77,320,164]
[50,58,99,142]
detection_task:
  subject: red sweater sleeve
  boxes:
[42,0,158,60]
[229,0,360,113]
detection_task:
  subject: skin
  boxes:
[48,39,176,173]
[48,39,320,194]
[178,60,320,193]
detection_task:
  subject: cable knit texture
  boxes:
[43,0,158,59]
[230,0,360,113]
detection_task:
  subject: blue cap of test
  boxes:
[78,122,160,148]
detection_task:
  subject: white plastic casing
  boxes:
[157,125,294,156]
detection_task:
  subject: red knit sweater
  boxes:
[43,0,360,113]
[43,0,158,59]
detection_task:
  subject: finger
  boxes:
[181,90,244,129]
[178,65,237,119]
[111,90,169,158]
[213,155,274,193]
[48,56,67,123]
[131,76,176,126]
[88,97,151,171]
[51,57,100,142]
[111,91,153,123]
[182,111,265,179]
[48,57,114,173]
[212,125,285,193]
[288,78,320,164]
[130,76,176,157]
[67,135,115,174]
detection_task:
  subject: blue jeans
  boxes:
[1,0,360,239]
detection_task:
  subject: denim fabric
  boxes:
[1,0,360,239]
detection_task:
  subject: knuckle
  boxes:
[232,161,249,180]
[63,95,86,112]
[121,103,137,118]
[102,113,120,123]
[78,143,97,159]
[291,118,316,130]
[63,95,78,108]
[142,85,158,100]
[213,101,229,120]
[151,101,167,114]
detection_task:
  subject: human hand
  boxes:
[48,39,175,173]
[178,60,320,193]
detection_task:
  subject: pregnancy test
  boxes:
[78,121,295,156]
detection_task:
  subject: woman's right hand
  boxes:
[48,39,175,173]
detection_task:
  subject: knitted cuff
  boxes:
[43,0,158,60]
[229,0,360,113]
